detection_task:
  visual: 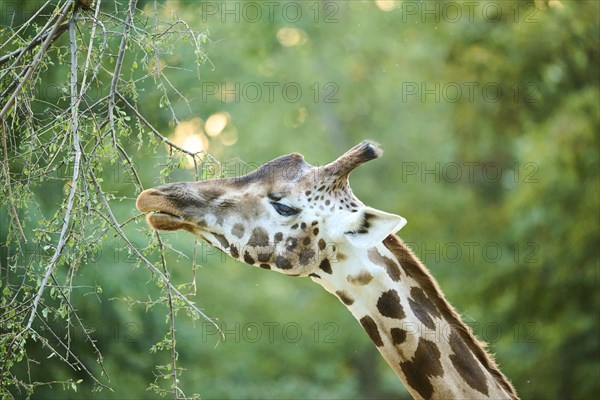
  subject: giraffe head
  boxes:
[136,141,407,276]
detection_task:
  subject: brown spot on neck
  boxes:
[390,327,407,345]
[399,338,443,399]
[230,244,239,258]
[383,234,519,399]
[449,330,490,395]
[410,287,441,319]
[368,247,402,282]
[319,258,332,274]
[359,315,383,347]
[243,251,255,265]
[376,289,406,319]
[336,290,354,306]
[408,287,438,330]
[347,271,373,286]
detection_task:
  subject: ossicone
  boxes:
[320,140,383,180]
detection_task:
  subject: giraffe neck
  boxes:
[311,234,518,400]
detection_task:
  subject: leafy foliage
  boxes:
[1,0,212,397]
[1,1,598,399]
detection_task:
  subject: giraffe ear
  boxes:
[343,207,407,248]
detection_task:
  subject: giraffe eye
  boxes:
[270,202,300,217]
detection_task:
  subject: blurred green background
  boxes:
[1,0,599,399]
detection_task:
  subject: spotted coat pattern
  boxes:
[136,141,519,400]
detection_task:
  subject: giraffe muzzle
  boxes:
[136,188,188,231]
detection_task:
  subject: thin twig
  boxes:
[1,0,60,73]
[1,121,26,241]
[116,91,221,167]
[0,0,54,52]
[190,157,202,297]
[115,91,195,155]
[155,232,181,398]
[107,0,138,145]
[0,23,69,67]
[78,0,104,100]
[83,159,223,339]
[34,314,111,390]
[0,0,75,120]
[48,273,111,382]
[24,13,82,332]
[191,240,198,297]
[115,143,143,191]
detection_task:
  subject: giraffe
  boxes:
[136,141,519,400]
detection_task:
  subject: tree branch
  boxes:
[1,121,26,241]
[0,23,69,67]
[78,0,105,100]
[116,91,221,168]
[107,0,137,145]
[24,12,81,332]
[0,0,54,53]
[0,0,75,120]
[156,232,182,398]
[83,159,223,340]
[35,313,111,390]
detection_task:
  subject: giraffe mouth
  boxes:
[136,189,188,231]
[145,211,188,231]
[150,210,182,220]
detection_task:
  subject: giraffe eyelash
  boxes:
[270,202,300,217]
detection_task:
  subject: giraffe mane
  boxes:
[383,234,519,400]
